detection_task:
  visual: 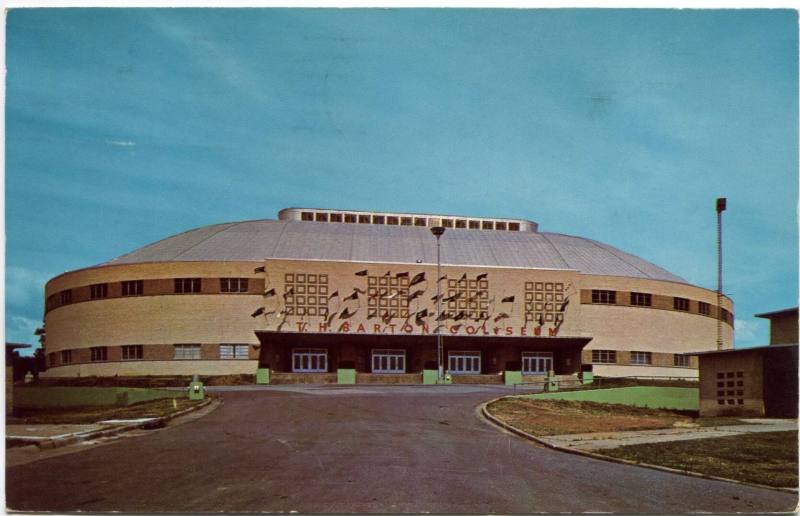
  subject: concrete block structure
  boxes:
[40,208,733,382]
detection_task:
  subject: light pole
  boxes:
[716,198,726,350]
[430,226,446,383]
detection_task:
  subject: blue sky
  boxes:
[5,8,797,354]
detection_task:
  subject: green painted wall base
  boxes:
[256,368,270,384]
[581,371,594,385]
[505,370,522,385]
[544,379,559,392]
[188,380,205,400]
[423,370,438,385]
[337,369,356,384]
[13,387,181,409]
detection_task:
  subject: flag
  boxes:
[430,294,443,302]
[354,287,367,294]
[253,266,265,273]
[476,273,488,281]
[382,312,394,324]
[408,289,425,301]
[559,299,570,312]
[384,271,391,276]
[450,324,463,332]
[454,311,467,321]
[251,307,265,318]
[493,313,510,322]
[409,272,426,286]
[385,291,398,300]
[436,311,449,321]
[344,291,359,301]
[264,289,276,298]
[329,290,339,299]
[355,269,368,276]
[339,307,355,319]
[367,310,377,320]
[501,295,515,303]
[538,314,544,326]
[327,311,337,325]
[459,273,467,281]
[438,275,447,283]
[396,271,409,278]
[283,287,294,297]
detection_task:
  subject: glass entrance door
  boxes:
[448,351,481,375]
[371,349,406,373]
[522,352,553,375]
[292,348,328,372]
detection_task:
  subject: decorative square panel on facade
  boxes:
[446,277,489,320]
[284,273,329,317]
[524,281,565,324]
[367,275,410,319]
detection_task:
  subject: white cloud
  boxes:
[6,266,51,307]
[105,139,136,147]
[7,315,41,346]
[734,318,765,348]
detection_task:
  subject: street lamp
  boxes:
[430,226,446,383]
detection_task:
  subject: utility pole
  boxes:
[430,226,446,382]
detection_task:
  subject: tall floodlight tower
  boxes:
[716,197,727,350]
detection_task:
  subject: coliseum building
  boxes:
[41,208,733,382]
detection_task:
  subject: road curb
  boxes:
[11,397,216,451]
[479,396,798,495]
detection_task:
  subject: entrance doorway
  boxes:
[371,349,406,373]
[448,351,481,375]
[292,348,328,372]
[522,351,553,375]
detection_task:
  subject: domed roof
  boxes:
[103,218,687,283]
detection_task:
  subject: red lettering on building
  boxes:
[520,327,527,336]
[402,324,414,333]
[357,323,366,333]
[533,327,542,336]
[549,327,559,337]
[465,325,476,335]
[505,327,513,336]
[374,324,382,333]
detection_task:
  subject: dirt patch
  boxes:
[486,398,692,436]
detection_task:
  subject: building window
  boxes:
[301,211,313,221]
[673,354,691,367]
[495,221,507,230]
[508,222,520,231]
[121,345,143,360]
[441,219,453,228]
[358,214,370,224]
[174,278,201,294]
[592,349,617,363]
[90,283,108,299]
[48,353,56,367]
[344,213,357,223]
[174,344,201,360]
[720,307,731,323]
[121,280,144,296]
[630,292,652,307]
[468,220,480,229]
[455,219,467,229]
[386,216,398,225]
[292,348,327,372]
[630,351,652,365]
[448,351,481,375]
[330,213,343,223]
[60,350,72,365]
[400,217,413,226]
[414,217,427,227]
[591,290,616,304]
[60,290,72,305]
[220,344,249,360]
[315,213,328,222]
[698,301,710,315]
[482,220,494,230]
[220,278,248,293]
[371,349,406,374]
[90,346,108,362]
[674,297,690,311]
[372,215,385,224]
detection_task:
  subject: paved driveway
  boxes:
[6,385,797,513]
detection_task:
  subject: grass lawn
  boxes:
[600,431,799,488]
[8,397,205,425]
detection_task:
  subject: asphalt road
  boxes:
[6,385,798,513]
